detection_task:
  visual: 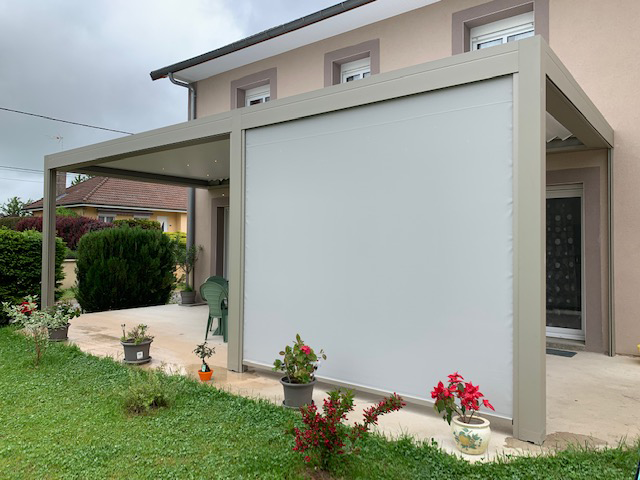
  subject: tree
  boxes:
[0,196,33,217]
[71,174,94,186]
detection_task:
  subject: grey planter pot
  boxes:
[48,324,70,342]
[121,339,152,364]
[180,291,196,304]
[280,377,316,409]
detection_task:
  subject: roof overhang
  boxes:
[150,0,441,83]
[25,204,187,213]
[47,38,613,189]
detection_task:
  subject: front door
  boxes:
[546,185,585,341]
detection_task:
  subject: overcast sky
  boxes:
[0,0,337,207]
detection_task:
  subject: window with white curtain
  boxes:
[340,57,371,83]
[245,85,271,107]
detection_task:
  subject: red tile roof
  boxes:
[26,177,187,212]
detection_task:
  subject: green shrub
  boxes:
[165,231,186,249]
[75,227,176,312]
[0,229,65,324]
[0,216,23,230]
[55,207,79,217]
[113,218,161,230]
[122,370,176,415]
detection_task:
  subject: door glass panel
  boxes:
[546,197,582,331]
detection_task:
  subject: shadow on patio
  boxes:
[69,304,640,461]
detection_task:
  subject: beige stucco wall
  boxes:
[192,0,640,354]
[193,187,229,299]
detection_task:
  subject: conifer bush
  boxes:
[0,229,65,324]
[75,227,176,312]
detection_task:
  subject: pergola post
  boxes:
[41,167,57,308]
[227,113,245,372]
[512,37,546,444]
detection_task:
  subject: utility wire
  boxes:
[0,165,43,174]
[0,106,134,135]
[0,176,43,183]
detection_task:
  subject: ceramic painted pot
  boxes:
[280,377,316,408]
[451,415,491,455]
[48,323,70,342]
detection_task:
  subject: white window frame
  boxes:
[245,85,270,107]
[156,215,170,233]
[98,215,115,223]
[470,11,534,50]
[340,57,371,84]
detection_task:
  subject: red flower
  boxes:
[300,345,311,355]
[20,302,32,315]
[448,372,463,384]
[483,399,495,411]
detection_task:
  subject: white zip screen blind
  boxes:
[244,76,514,418]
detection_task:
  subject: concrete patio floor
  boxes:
[67,304,640,461]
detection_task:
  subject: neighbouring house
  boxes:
[39,0,637,444]
[26,173,187,233]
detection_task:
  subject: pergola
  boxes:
[41,37,612,443]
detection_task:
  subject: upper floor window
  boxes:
[340,58,371,83]
[245,84,271,106]
[470,11,534,50]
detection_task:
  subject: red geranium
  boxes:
[431,372,495,425]
[300,345,311,355]
[20,302,33,315]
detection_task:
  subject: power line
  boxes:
[0,106,134,135]
[0,176,43,183]
[0,165,43,174]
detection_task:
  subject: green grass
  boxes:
[0,327,637,479]
[58,288,76,302]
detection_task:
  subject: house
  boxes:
[25,173,187,233]
[39,0,634,444]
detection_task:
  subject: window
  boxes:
[245,84,271,107]
[98,215,114,223]
[230,68,277,110]
[340,58,371,83]
[470,12,534,50]
[324,39,380,87]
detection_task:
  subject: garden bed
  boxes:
[0,327,636,479]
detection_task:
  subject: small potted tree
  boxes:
[120,324,154,364]
[174,243,203,305]
[193,342,215,381]
[431,372,495,455]
[273,334,326,408]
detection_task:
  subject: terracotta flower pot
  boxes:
[451,415,491,455]
[280,377,316,408]
[198,370,213,382]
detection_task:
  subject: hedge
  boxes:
[165,231,186,249]
[0,216,23,230]
[75,227,176,312]
[113,218,161,230]
[15,215,112,250]
[0,229,65,325]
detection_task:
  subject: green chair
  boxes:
[199,277,228,342]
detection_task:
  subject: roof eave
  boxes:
[149,0,376,81]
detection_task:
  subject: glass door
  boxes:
[546,185,585,341]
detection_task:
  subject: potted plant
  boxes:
[45,301,81,341]
[120,324,154,364]
[193,341,215,381]
[174,243,203,305]
[431,372,495,455]
[273,334,326,408]
[2,296,50,367]
[2,296,79,342]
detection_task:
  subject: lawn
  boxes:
[0,327,637,479]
